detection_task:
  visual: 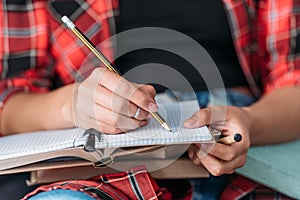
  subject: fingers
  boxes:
[95,68,158,113]
[185,106,250,176]
[132,83,156,99]
[75,108,148,135]
[188,145,205,165]
[74,68,156,133]
[184,108,212,128]
[184,106,227,129]
[77,105,148,134]
[93,85,149,120]
[188,142,247,176]
[201,142,247,162]
[81,118,125,134]
[199,152,247,176]
[92,103,149,132]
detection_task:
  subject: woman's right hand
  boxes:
[72,68,157,134]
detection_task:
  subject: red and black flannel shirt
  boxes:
[1,0,300,105]
[1,0,299,199]
[23,166,171,200]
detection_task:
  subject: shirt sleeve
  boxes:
[0,0,117,122]
[257,1,300,95]
[0,2,53,111]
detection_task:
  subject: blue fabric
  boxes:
[166,88,255,107]
[28,189,95,200]
[189,175,231,200]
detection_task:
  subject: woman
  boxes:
[1,0,299,199]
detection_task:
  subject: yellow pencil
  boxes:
[61,16,172,132]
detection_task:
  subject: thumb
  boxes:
[184,108,212,128]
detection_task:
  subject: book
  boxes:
[25,157,210,186]
[0,100,214,172]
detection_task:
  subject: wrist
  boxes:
[241,106,257,145]
[45,84,75,129]
[60,84,75,128]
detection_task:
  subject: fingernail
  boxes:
[184,118,198,128]
[148,103,158,112]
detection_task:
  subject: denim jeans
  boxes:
[28,189,95,200]
[28,89,256,200]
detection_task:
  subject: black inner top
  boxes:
[115,0,248,92]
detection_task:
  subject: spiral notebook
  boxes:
[0,100,214,172]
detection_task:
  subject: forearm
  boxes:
[0,84,75,135]
[246,87,300,145]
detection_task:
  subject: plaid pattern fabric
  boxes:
[1,0,300,106]
[220,175,294,200]
[23,166,171,200]
[223,0,300,96]
[0,0,118,107]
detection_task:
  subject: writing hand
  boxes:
[73,68,157,134]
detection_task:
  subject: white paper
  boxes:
[0,128,84,160]
[97,100,212,148]
[0,100,212,161]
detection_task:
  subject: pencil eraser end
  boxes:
[234,133,242,142]
[61,16,75,30]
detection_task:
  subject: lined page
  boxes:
[97,100,213,148]
[0,128,84,160]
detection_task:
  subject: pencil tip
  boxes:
[162,122,172,132]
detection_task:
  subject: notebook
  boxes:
[0,100,214,172]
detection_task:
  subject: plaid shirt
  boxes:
[23,166,171,200]
[1,0,299,199]
[1,0,300,104]
[222,0,300,96]
[220,175,294,200]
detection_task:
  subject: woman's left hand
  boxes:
[184,106,253,176]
